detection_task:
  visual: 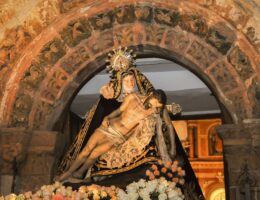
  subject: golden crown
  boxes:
[106,47,136,73]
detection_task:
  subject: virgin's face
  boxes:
[122,74,135,93]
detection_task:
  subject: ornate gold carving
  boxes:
[166,103,182,115]
[96,115,157,169]
[106,47,136,74]
[92,157,158,176]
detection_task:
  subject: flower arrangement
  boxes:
[0,160,185,200]
[146,160,185,185]
[117,177,184,200]
[1,182,117,200]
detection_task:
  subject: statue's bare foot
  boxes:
[66,177,83,183]
[72,171,83,179]
[66,177,92,184]
[55,172,71,182]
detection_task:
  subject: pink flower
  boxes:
[24,191,32,199]
[161,167,167,173]
[173,160,179,166]
[179,178,185,185]
[167,173,173,178]
[154,170,160,176]
[171,165,177,172]
[146,169,151,176]
[149,173,155,180]
[172,177,179,183]
[157,159,163,165]
[178,170,186,177]
[151,164,158,170]
[53,193,63,200]
[165,161,172,168]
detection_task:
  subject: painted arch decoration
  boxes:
[0,0,259,131]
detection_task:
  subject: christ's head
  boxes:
[144,89,167,110]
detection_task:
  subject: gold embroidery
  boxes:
[91,157,158,176]
[57,99,100,174]
[95,115,157,169]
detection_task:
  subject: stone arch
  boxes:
[0,1,259,131]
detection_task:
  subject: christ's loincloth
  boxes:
[93,114,158,171]
[98,125,126,146]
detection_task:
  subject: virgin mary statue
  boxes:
[56,47,204,199]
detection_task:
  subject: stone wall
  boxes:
[0,128,63,195]
[217,120,260,200]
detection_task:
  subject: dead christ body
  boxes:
[56,90,166,182]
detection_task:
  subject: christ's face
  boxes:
[122,74,135,93]
[149,97,163,109]
[144,97,163,113]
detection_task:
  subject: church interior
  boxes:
[0,0,259,200]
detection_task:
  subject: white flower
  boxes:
[126,182,138,194]
[157,184,167,193]
[54,181,61,188]
[4,194,17,200]
[159,177,169,187]
[168,182,176,189]
[117,189,128,200]
[40,185,47,191]
[137,179,146,188]
[101,191,107,198]
[35,190,42,197]
[158,193,167,200]
[168,189,178,199]
[128,192,139,200]
[138,188,150,200]
[145,180,158,193]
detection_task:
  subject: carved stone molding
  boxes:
[217,121,260,147]
[0,1,258,132]
[216,122,260,195]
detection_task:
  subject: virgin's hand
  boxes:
[102,118,109,128]
[100,83,114,99]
